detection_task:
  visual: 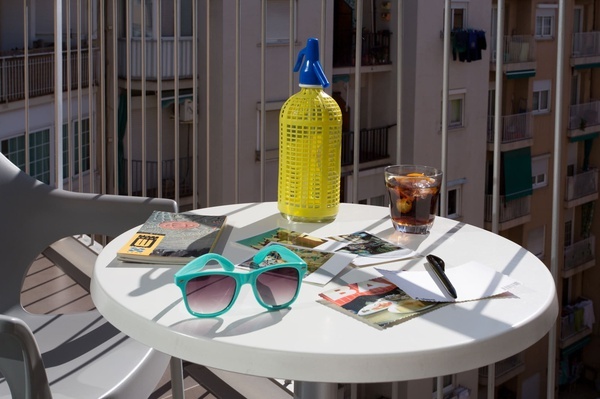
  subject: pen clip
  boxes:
[426,254,445,271]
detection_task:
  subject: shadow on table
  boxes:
[169,308,289,338]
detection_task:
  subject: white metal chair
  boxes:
[0,152,178,398]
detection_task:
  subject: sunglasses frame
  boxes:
[174,244,307,318]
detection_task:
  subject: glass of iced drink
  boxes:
[384,165,443,234]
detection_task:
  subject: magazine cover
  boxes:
[318,277,447,330]
[117,211,227,264]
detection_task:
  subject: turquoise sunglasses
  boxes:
[174,245,307,317]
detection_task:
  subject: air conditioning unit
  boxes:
[179,99,194,122]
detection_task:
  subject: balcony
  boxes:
[560,298,594,349]
[565,168,598,208]
[571,31,600,69]
[490,35,536,78]
[341,126,391,168]
[487,112,533,151]
[124,156,194,204]
[0,48,98,103]
[568,101,600,140]
[563,235,596,278]
[484,194,531,231]
[117,37,194,81]
[333,30,392,69]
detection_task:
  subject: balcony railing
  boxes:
[333,31,392,68]
[125,157,194,200]
[568,101,600,130]
[118,38,194,80]
[560,298,594,342]
[572,32,600,58]
[490,35,535,64]
[0,48,98,102]
[484,194,531,225]
[341,126,390,166]
[563,235,595,276]
[565,168,598,202]
[487,112,533,144]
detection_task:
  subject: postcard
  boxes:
[318,277,447,330]
[237,228,328,250]
[322,231,417,266]
[238,242,354,286]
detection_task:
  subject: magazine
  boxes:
[318,277,447,330]
[237,242,354,286]
[117,211,227,264]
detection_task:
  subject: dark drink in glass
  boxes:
[384,165,443,234]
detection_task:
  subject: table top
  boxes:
[91,202,558,383]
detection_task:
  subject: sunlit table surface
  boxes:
[91,202,558,399]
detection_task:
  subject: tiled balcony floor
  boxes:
[22,254,218,399]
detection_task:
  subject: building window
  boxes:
[448,91,466,128]
[267,0,297,44]
[1,129,51,184]
[535,8,555,39]
[63,118,91,178]
[446,179,465,219]
[445,2,468,30]
[532,80,551,114]
[452,3,467,30]
[531,154,550,189]
[527,226,545,259]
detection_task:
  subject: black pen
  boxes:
[426,255,458,299]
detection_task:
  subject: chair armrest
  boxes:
[0,315,52,399]
[50,190,178,239]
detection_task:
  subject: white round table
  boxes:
[91,202,558,398]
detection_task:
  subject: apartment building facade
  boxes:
[0,0,599,398]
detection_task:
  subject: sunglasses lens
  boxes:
[185,275,236,315]
[255,267,300,308]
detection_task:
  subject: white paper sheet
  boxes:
[376,261,521,302]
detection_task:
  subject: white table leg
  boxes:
[294,381,338,399]
[170,357,185,399]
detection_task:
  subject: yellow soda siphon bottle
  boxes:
[278,38,342,222]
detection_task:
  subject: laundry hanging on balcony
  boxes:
[451,29,486,62]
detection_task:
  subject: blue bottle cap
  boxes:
[293,38,330,88]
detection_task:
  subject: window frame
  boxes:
[266,0,297,44]
[446,178,465,219]
[535,8,555,39]
[531,154,550,189]
[1,129,52,184]
[451,2,468,30]
[448,90,466,129]
[527,225,546,259]
[532,80,551,114]
[63,118,92,179]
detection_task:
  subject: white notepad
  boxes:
[376,261,521,302]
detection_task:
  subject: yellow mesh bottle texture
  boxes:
[278,88,342,222]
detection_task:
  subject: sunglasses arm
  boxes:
[253,245,303,265]
[177,253,236,276]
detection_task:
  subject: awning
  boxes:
[568,132,599,142]
[506,69,536,79]
[574,63,600,70]
[503,147,533,201]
